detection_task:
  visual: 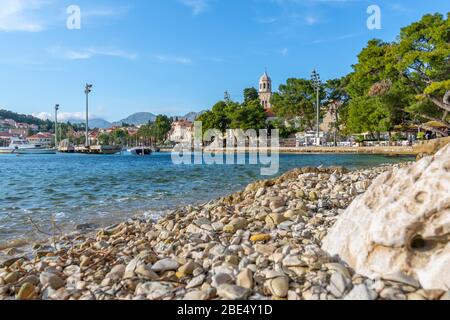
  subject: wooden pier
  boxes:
[74,145,122,155]
[57,145,122,154]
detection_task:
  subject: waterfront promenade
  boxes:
[163,137,450,157]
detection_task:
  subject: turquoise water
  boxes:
[0,152,413,243]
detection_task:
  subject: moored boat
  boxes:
[0,138,56,155]
[123,147,153,156]
[74,145,122,155]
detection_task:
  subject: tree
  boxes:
[346,39,396,99]
[344,39,414,136]
[197,90,267,136]
[268,118,297,138]
[271,78,325,131]
[346,96,393,139]
[153,115,172,142]
[111,129,129,145]
[229,100,266,131]
[243,87,259,103]
[197,101,233,133]
[136,115,172,145]
[324,77,351,143]
[345,14,450,136]
[325,77,350,107]
[97,133,111,146]
[393,13,450,133]
[137,124,154,145]
[394,13,450,111]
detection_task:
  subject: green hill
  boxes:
[0,109,51,126]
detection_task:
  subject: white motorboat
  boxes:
[0,137,56,155]
[123,147,153,156]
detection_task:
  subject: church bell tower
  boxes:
[259,71,272,109]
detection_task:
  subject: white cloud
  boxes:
[82,6,129,18]
[34,112,101,122]
[311,32,361,44]
[154,54,194,65]
[87,48,138,60]
[180,0,209,15]
[389,3,408,13]
[0,0,49,32]
[255,17,278,24]
[305,16,319,25]
[0,2,128,32]
[49,46,138,60]
[65,50,92,60]
[33,112,52,120]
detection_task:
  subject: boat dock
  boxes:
[74,145,122,155]
[57,145,122,155]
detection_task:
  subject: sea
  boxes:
[0,152,413,246]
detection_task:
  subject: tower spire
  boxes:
[258,70,272,109]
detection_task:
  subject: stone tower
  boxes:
[259,71,272,109]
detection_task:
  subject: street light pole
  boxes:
[84,84,93,148]
[311,70,322,146]
[316,85,320,144]
[55,104,59,147]
[55,104,60,148]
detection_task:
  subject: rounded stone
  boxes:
[236,269,253,289]
[40,272,65,290]
[152,258,179,272]
[250,234,271,243]
[217,284,251,300]
[267,276,289,298]
[17,283,37,300]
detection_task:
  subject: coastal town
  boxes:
[1,70,448,156]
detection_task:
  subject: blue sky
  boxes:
[0,0,448,121]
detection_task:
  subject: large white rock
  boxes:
[322,144,450,290]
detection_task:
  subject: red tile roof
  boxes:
[264,108,276,118]
[28,132,54,139]
[172,120,193,128]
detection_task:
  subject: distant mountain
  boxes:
[112,112,156,127]
[177,111,206,122]
[3,109,206,131]
[67,118,112,129]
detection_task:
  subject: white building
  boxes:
[1,119,16,126]
[27,132,54,146]
[168,120,193,143]
[296,131,325,147]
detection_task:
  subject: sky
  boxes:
[0,0,448,122]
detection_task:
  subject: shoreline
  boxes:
[0,153,413,257]
[160,146,418,156]
[160,137,450,157]
[2,160,446,300]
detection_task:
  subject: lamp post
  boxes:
[55,104,60,148]
[84,84,93,147]
[311,70,322,146]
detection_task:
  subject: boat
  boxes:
[0,137,56,155]
[123,147,153,156]
[74,145,122,155]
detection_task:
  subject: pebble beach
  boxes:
[1,162,449,301]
